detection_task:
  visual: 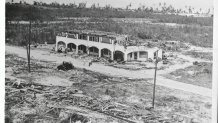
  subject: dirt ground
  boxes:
[6,45,212,97]
[5,53,212,123]
[163,62,212,88]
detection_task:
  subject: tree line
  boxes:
[30,1,212,15]
[6,2,213,26]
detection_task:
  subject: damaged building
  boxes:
[55,30,163,61]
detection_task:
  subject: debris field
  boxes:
[5,53,211,123]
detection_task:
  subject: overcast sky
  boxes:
[8,0,213,12]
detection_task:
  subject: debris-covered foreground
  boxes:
[5,53,211,123]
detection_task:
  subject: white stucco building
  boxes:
[56,30,163,61]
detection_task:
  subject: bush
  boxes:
[193,61,199,65]
[138,32,152,39]
[108,59,113,63]
[57,61,74,71]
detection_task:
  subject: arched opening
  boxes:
[67,43,77,52]
[127,52,138,61]
[101,48,111,58]
[127,52,134,61]
[57,41,66,49]
[78,45,87,54]
[57,41,66,52]
[89,46,99,56]
[139,51,148,59]
[114,51,124,61]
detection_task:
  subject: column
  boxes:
[131,52,134,60]
[87,35,89,41]
[124,53,128,61]
[65,43,68,49]
[137,51,140,60]
[99,37,102,43]
[76,34,78,39]
[87,47,90,55]
[55,36,58,51]
[76,46,78,54]
[55,42,58,51]
[111,51,114,60]
[99,49,101,57]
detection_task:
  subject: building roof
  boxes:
[67,30,128,39]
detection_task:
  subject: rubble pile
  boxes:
[5,77,163,123]
[6,75,206,123]
[57,61,74,71]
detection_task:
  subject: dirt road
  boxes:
[6,45,212,97]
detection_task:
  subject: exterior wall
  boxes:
[148,51,154,59]
[157,49,163,59]
[56,36,125,53]
[125,46,162,61]
[56,36,162,61]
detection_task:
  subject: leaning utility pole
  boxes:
[152,50,159,108]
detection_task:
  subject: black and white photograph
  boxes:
[3,0,218,122]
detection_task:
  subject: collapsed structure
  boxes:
[56,30,162,61]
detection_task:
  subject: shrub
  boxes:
[57,61,74,71]
[138,32,152,39]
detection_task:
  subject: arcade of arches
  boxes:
[56,41,129,61]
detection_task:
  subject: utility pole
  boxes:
[152,50,159,108]
[28,20,31,72]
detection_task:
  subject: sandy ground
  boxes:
[6,45,212,97]
[158,52,211,74]
[185,45,213,53]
